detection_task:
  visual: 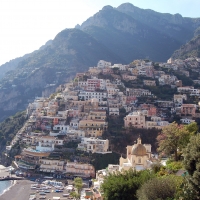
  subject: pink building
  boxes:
[87,78,104,91]
[140,104,157,117]
[124,111,146,128]
[68,109,80,118]
[102,68,113,75]
[66,162,95,178]
[180,104,196,117]
[126,96,137,105]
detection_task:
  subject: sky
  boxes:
[0,0,200,66]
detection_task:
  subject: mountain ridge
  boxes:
[0,2,200,121]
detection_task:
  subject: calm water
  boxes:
[0,181,12,195]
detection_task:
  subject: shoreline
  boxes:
[0,180,16,197]
[0,179,32,200]
[0,165,32,200]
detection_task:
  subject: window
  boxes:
[138,158,141,163]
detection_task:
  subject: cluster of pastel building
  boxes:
[6,57,200,185]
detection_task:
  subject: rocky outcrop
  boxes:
[0,89,21,112]
[171,34,200,59]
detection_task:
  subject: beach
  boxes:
[0,166,79,200]
[1,179,32,200]
[0,165,31,200]
[0,179,72,200]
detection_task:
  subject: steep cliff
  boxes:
[78,4,199,62]
[171,34,200,59]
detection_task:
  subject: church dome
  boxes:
[131,144,146,156]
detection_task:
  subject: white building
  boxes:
[69,118,79,129]
[77,137,111,154]
[180,118,195,124]
[177,86,194,93]
[106,87,120,98]
[36,136,64,152]
[146,116,169,129]
[53,124,69,132]
[111,64,126,71]
[174,94,187,106]
[79,91,107,101]
[190,88,200,96]
[97,60,111,69]
[67,129,85,139]
[109,107,119,115]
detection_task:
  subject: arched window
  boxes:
[138,158,141,163]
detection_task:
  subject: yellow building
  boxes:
[40,158,65,173]
[79,119,107,129]
[79,119,107,137]
[87,110,106,120]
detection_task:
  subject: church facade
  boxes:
[119,137,152,171]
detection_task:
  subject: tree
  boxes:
[182,134,200,199]
[101,169,154,200]
[74,177,83,194]
[70,191,80,200]
[157,122,192,161]
[137,175,182,200]
[185,122,198,134]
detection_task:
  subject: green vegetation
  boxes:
[0,111,26,148]
[172,34,200,60]
[70,177,83,199]
[144,85,177,100]
[101,169,154,200]
[74,177,83,193]
[0,111,27,165]
[91,153,120,171]
[70,191,80,200]
[182,134,200,199]
[157,122,196,161]
[165,160,183,173]
[137,175,182,200]
[174,72,193,86]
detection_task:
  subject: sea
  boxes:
[0,165,13,196]
[0,180,12,195]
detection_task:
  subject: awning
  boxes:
[53,197,60,200]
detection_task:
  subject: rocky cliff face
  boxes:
[77,4,198,62]
[171,34,200,59]
[0,89,21,110]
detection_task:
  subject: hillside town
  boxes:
[5,57,200,199]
